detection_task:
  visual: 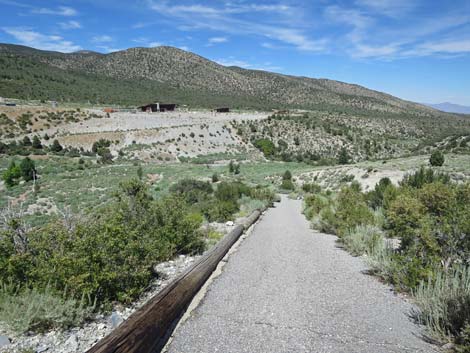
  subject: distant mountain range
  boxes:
[423,102,470,115]
[0,43,457,118]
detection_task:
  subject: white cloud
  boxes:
[59,20,81,30]
[324,6,371,29]
[149,41,162,47]
[92,35,113,43]
[2,27,81,52]
[207,37,228,45]
[148,1,327,52]
[96,45,123,53]
[355,0,416,17]
[216,57,282,71]
[32,6,77,16]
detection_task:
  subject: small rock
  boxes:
[226,221,234,226]
[0,335,11,348]
[64,334,79,352]
[442,342,454,350]
[36,346,49,353]
[109,312,124,328]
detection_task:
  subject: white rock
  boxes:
[64,334,79,352]
[225,221,234,226]
[0,335,11,348]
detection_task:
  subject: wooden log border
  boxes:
[87,209,262,353]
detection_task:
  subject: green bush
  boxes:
[401,167,450,189]
[19,157,36,182]
[215,181,250,203]
[337,147,350,164]
[366,177,392,209]
[304,193,329,219]
[280,179,295,191]
[201,199,239,222]
[334,186,374,236]
[170,178,213,204]
[0,179,205,306]
[50,139,63,153]
[2,160,21,187]
[430,150,445,167]
[0,282,95,333]
[254,138,275,157]
[32,136,42,149]
[302,183,322,194]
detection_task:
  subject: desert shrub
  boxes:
[418,182,455,218]
[337,147,350,164]
[97,147,113,164]
[430,150,445,167]
[414,266,470,343]
[283,170,292,180]
[253,138,275,157]
[386,193,428,244]
[366,177,392,209]
[280,179,295,190]
[2,160,21,187]
[0,179,205,306]
[0,282,95,333]
[334,186,374,236]
[311,206,338,234]
[304,193,329,219]
[249,186,276,206]
[238,196,265,216]
[50,139,63,153]
[342,225,384,256]
[215,181,250,203]
[170,178,213,204]
[32,136,42,149]
[302,183,321,194]
[201,199,239,222]
[22,136,32,146]
[91,139,111,154]
[19,157,36,182]
[401,167,450,189]
[366,243,397,284]
[340,174,355,183]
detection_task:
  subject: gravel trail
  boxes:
[166,196,438,353]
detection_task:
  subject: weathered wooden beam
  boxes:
[87,209,262,353]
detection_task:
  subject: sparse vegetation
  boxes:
[303,168,470,348]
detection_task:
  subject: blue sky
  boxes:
[1,0,470,105]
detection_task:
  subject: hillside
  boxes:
[0,43,449,116]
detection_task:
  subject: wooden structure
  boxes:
[87,209,262,353]
[139,103,176,112]
[215,107,230,113]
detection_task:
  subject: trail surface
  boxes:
[167,196,438,353]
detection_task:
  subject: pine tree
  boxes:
[32,136,42,149]
[50,139,63,153]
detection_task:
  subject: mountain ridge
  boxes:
[0,43,452,117]
[424,102,470,115]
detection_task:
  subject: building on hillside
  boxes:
[139,102,176,112]
[215,107,230,113]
